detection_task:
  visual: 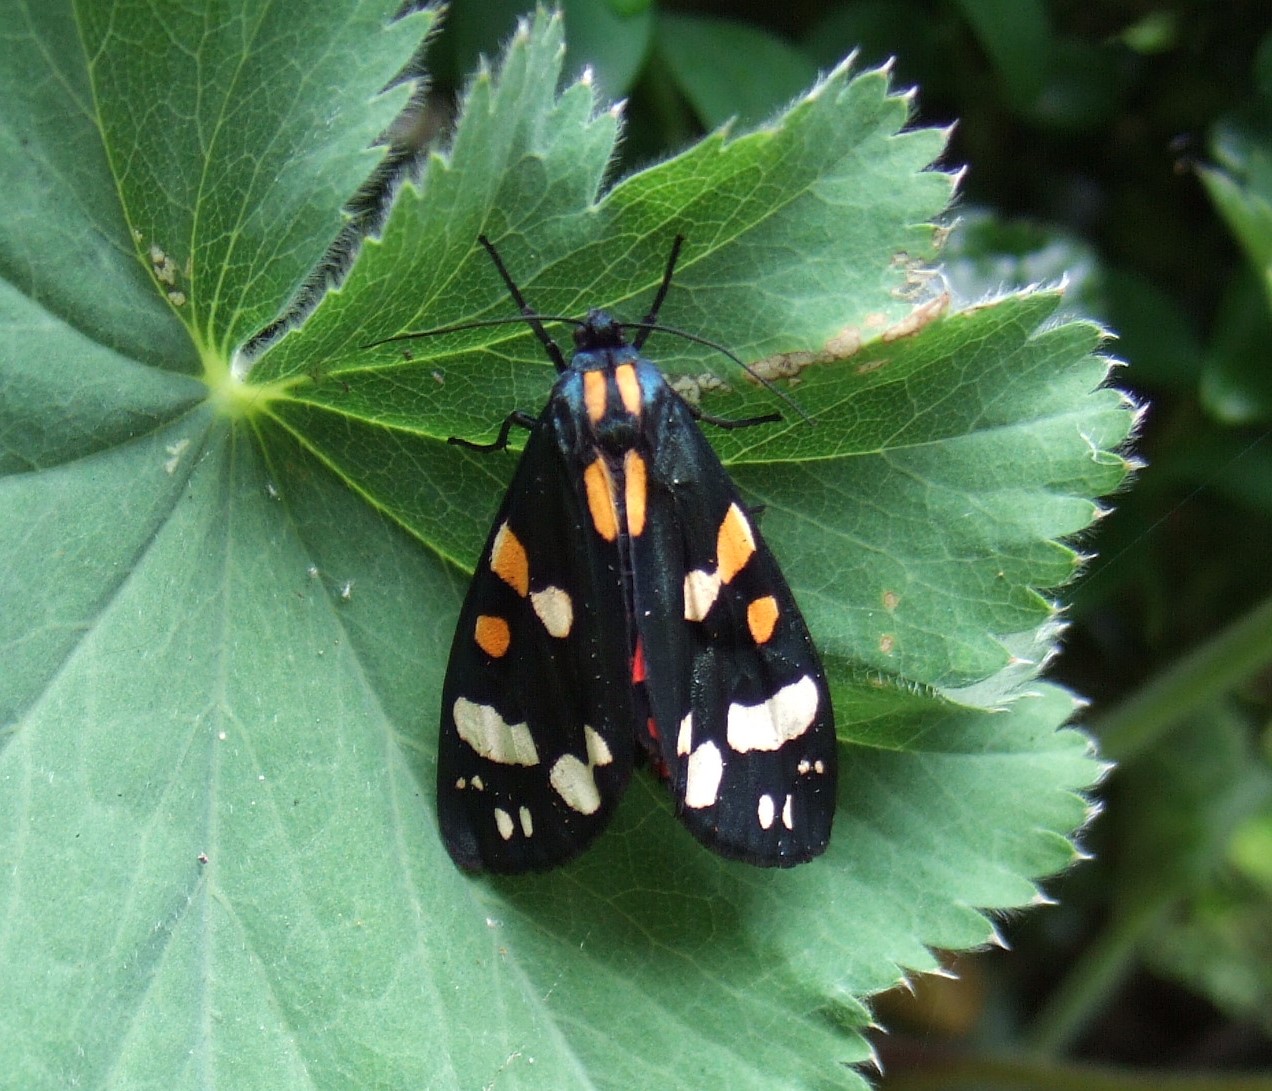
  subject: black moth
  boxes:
[433,236,837,872]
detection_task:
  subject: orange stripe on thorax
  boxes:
[583,369,607,423]
[614,363,642,417]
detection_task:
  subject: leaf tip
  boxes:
[861,1041,885,1076]
[818,48,860,92]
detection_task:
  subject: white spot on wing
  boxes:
[676,713,693,756]
[453,698,540,766]
[683,569,721,621]
[781,793,794,830]
[684,741,724,809]
[530,585,574,637]
[494,807,514,840]
[757,793,775,829]
[726,676,820,753]
[519,805,533,837]
[550,754,602,815]
[584,725,613,767]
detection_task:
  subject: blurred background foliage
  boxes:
[421,1,1272,1084]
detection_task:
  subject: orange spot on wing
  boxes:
[624,450,647,537]
[716,503,756,583]
[474,614,511,658]
[490,522,529,596]
[747,595,779,644]
[584,457,619,541]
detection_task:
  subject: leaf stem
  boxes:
[1091,592,1272,762]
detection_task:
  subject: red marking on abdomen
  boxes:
[631,637,647,684]
[648,722,669,779]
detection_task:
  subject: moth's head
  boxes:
[573,309,627,352]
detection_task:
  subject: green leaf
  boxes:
[441,0,654,101]
[801,2,950,101]
[1199,117,1272,421]
[655,13,819,130]
[942,209,1107,316]
[1203,118,1272,311]
[1116,10,1180,55]
[1116,706,1272,1033]
[942,211,1208,398]
[1,5,1132,1087]
[951,0,1051,108]
[1258,28,1272,98]
[1201,267,1272,423]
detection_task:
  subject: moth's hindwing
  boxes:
[629,364,837,866]
[436,413,635,873]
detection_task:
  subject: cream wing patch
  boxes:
[453,698,540,766]
[683,568,721,622]
[494,807,515,840]
[584,724,613,768]
[676,713,693,757]
[726,676,820,754]
[548,724,616,816]
[684,741,724,809]
[530,585,574,637]
[550,754,602,815]
[757,793,776,830]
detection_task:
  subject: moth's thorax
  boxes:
[558,345,658,455]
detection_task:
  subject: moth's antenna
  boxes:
[625,320,815,427]
[363,234,814,424]
[362,314,584,351]
[478,235,569,372]
[629,235,812,425]
[633,234,684,350]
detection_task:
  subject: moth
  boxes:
[423,236,837,872]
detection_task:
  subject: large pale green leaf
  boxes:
[1,4,1132,1087]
